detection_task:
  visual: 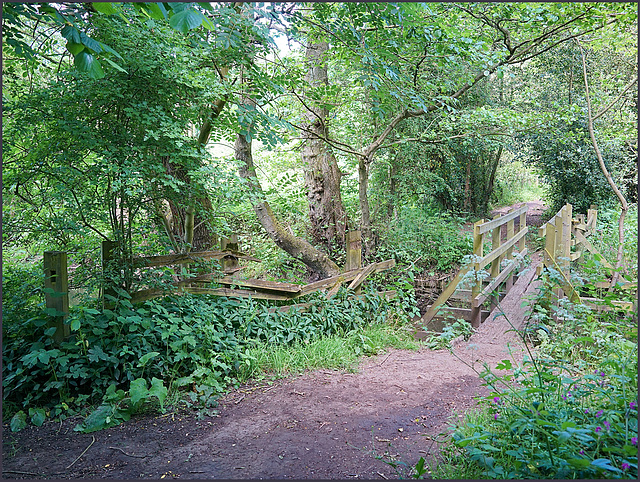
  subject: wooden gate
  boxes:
[102,231,396,305]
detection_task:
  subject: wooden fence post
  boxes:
[554,210,566,299]
[561,203,572,271]
[345,230,362,294]
[44,251,70,344]
[589,205,598,234]
[345,230,362,272]
[489,215,502,308]
[506,210,515,290]
[518,211,526,253]
[490,216,502,279]
[220,234,240,274]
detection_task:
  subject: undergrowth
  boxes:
[239,321,420,381]
[3,274,419,433]
[376,206,473,271]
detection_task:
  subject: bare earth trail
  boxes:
[2,202,546,480]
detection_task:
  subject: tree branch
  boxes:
[593,75,638,122]
[579,41,629,286]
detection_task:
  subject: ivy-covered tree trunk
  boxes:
[301,41,348,253]
[235,129,341,278]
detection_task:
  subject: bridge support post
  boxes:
[470,219,484,328]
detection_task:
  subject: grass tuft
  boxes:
[238,322,420,382]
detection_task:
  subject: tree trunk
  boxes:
[358,156,374,256]
[387,160,398,222]
[463,158,472,212]
[161,158,219,252]
[580,44,631,287]
[235,132,340,278]
[482,146,503,213]
[301,41,348,253]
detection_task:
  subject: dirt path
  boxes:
[2,206,544,480]
[491,199,547,228]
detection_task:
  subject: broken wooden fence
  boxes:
[42,231,396,344]
[419,205,529,330]
[108,231,396,305]
[538,204,636,313]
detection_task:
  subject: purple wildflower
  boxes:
[596,410,604,418]
[631,437,637,446]
[494,413,499,420]
[603,420,611,430]
[630,402,637,410]
[493,396,501,404]
[622,463,630,471]
[600,371,605,377]
[595,426,602,433]
[579,449,585,455]
[562,395,567,401]
[584,409,589,414]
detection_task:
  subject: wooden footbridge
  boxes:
[415,203,636,337]
[418,205,529,331]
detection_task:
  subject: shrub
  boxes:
[377,205,473,271]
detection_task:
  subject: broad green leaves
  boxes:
[75,377,167,432]
[168,9,207,33]
[10,411,28,432]
[73,51,105,79]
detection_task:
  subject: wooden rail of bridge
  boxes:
[538,204,635,313]
[420,205,529,329]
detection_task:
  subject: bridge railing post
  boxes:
[470,219,485,328]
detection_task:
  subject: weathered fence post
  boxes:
[506,210,515,290]
[518,210,526,253]
[345,230,362,294]
[490,215,502,279]
[489,215,502,308]
[561,204,572,271]
[220,234,240,274]
[345,230,362,272]
[588,205,598,235]
[44,251,70,344]
[554,209,566,299]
